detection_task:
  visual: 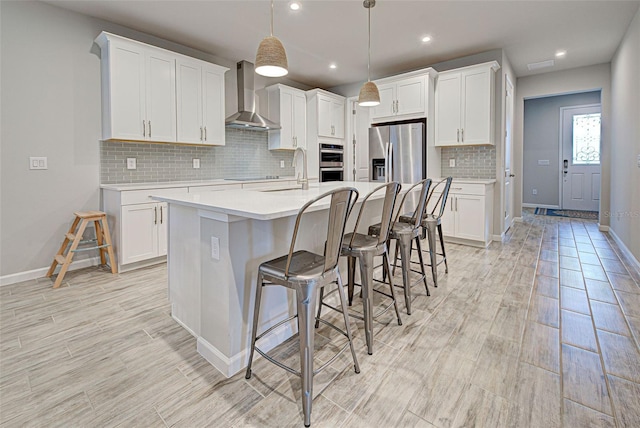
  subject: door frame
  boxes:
[558,103,601,210]
[503,74,514,232]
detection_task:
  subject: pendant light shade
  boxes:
[358,0,379,107]
[358,81,380,107]
[255,36,288,77]
[255,0,289,77]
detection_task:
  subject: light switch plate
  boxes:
[126,158,136,170]
[637,154,640,168]
[29,157,48,170]
[211,236,220,260]
[449,159,456,167]
[193,158,200,169]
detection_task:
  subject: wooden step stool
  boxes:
[46,211,117,288]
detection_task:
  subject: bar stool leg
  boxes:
[335,273,360,375]
[358,252,375,355]
[426,224,439,288]
[245,275,264,380]
[347,256,356,306]
[296,283,318,427]
[315,287,324,329]
[438,224,448,274]
[383,247,402,326]
[398,235,413,315]
[415,237,430,296]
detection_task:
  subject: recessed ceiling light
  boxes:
[555,50,567,58]
[289,1,301,10]
[421,35,432,43]
[329,63,337,69]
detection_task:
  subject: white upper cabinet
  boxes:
[260,84,307,150]
[308,90,345,139]
[176,59,227,145]
[370,71,437,123]
[435,61,500,146]
[95,32,228,145]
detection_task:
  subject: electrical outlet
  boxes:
[29,157,48,170]
[211,236,220,260]
[449,158,456,167]
[532,189,538,195]
[637,154,640,168]
[280,160,285,168]
[127,158,136,170]
[193,158,200,169]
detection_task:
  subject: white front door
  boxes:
[504,76,514,231]
[561,105,601,211]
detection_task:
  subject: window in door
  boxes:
[572,113,601,165]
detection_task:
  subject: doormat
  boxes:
[534,207,598,220]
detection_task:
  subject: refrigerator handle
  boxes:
[386,142,393,183]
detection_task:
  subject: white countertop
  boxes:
[100,177,297,191]
[445,178,496,185]
[153,181,410,221]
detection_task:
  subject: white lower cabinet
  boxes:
[121,202,167,264]
[430,181,494,246]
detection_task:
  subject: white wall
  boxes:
[610,8,640,262]
[515,63,612,226]
[0,1,309,280]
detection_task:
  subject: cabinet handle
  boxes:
[148,121,151,138]
[457,129,460,142]
[396,100,399,113]
[200,127,203,141]
[451,198,454,212]
[160,205,163,224]
[461,128,464,142]
[154,206,157,225]
[204,126,207,141]
[143,120,146,137]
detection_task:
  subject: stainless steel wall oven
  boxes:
[319,143,344,182]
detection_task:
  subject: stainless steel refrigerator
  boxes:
[369,120,426,183]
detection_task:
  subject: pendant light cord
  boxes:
[270,0,274,36]
[367,4,371,82]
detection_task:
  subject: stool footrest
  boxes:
[54,255,67,265]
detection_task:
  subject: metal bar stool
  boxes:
[245,187,361,428]
[369,179,432,315]
[316,182,403,356]
[400,177,453,288]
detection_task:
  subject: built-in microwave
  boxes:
[319,143,344,182]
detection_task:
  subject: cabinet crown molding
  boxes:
[373,66,438,85]
[436,60,500,77]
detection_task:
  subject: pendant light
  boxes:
[255,0,289,77]
[358,0,380,107]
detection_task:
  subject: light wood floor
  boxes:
[2,211,640,427]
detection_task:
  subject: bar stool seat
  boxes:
[245,187,361,428]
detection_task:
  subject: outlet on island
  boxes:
[532,189,537,195]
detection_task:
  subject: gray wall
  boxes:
[514,63,612,226]
[0,1,305,279]
[610,8,640,262]
[523,91,601,207]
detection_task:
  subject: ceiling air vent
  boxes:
[527,60,555,71]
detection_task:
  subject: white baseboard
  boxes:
[608,228,640,274]
[0,257,101,287]
[522,203,560,209]
[197,319,296,378]
[598,224,610,232]
[514,217,524,223]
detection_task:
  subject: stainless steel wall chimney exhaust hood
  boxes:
[225,61,280,131]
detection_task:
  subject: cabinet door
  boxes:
[279,89,295,149]
[440,196,456,237]
[109,42,146,140]
[435,73,462,146]
[157,202,169,256]
[293,91,307,149]
[396,76,425,117]
[332,100,345,139]
[145,50,176,143]
[317,95,333,138]
[202,66,225,145]
[176,60,203,144]
[370,83,395,121]
[121,203,159,264]
[454,194,485,241]
[461,69,491,145]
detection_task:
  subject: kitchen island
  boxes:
[153,181,413,377]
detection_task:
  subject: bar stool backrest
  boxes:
[348,182,401,248]
[393,179,432,228]
[428,177,453,219]
[285,187,359,277]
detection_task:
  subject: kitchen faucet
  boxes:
[293,147,309,190]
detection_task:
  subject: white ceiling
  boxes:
[45,0,639,88]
